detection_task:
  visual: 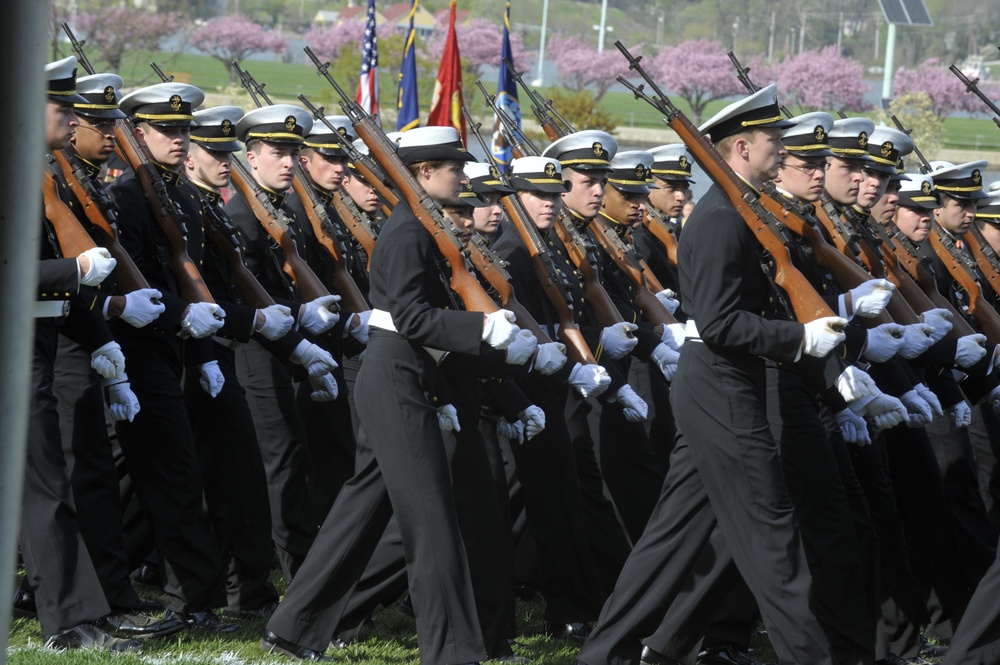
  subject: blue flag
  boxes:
[491,1,521,171]
[396,0,420,132]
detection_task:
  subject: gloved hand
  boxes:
[290,340,338,377]
[78,247,116,287]
[437,404,461,432]
[802,317,848,358]
[496,418,524,443]
[898,323,936,359]
[103,374,140,423]
[505,329,538,365]
[567,363,611,398]
[255,304,295,341]
[850,392,909,430]
[900,389,934,428]
[650,343,680,381]
[308,373,339,402]
[989,385,1000,414]
[862,323,906,363]
[661,322,686,351]
[120,288,164,328]
[347,310,372,345]
[519,405,546,440]
[955,333,988,368]
[914,383,944,417]
[180,302,226,338]
[920,308,954,342]
[835,365,878,402]
[834,407,871,446]
[198,360,225,398]
[533,342,567,375]
[90,341,125,380]
[611,384,648,423]
[482,309,519,349]
[655,289,680,315]
[600,322,639,360]
[298,295,341,335]
[949,400,973,428]
[843,279,894,318]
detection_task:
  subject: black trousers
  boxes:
[53,336,142,612]
[234,339,317,579]
[970,404,1000,537]
[21,324,109,635]
[577,344,835,665]
[944,529,1000,665]
[266,332,489,665]
[185,343,278,612]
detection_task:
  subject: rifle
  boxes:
[503,57,575,141]
[928,225,1000,343]
[476,80,543,159]
[51,151,150,293]
[42,168,98,257]
[232,64,369,314]
[641,205,679,267]
[304,46,500,314]
[198,195,277,308]
[950,63,1000,130]
[727,51,793,119]
[616,41,837,323]
[61,23,96,75]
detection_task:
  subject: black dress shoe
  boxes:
[136,598,164,613]
[542,620,591,641]
[642,645,683,665]
[697,645,756,665]
[96,611,186,638]
[12,588,36,618]
[133,563,162,588]
[329,637,351,650]
[163,610,242,634]
[261,630,334,661]
[918,638,948,661]
[43,622,141,652]
[223,601,279,620]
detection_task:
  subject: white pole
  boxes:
[597,0,608,52]
[881,22,897,107]
[534,0,549,86]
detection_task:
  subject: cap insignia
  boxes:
[592,142,604,157]
[544,162,557,178]
[169,94,182,112]
[489,165,500,179]
[814,126,826,142]
[921,180,932,195]
[973,169,982,185]
[285,115,297,131]
[858,131,868,148]
[635,164,646,179]
[678,155,689,170]
[103,86,115,103]
[881,141,894,158]
[337,127,347,137]
[221,119,233,136]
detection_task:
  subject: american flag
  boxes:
[355,0,379,119]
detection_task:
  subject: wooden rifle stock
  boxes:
[642,207,679,267]
[229,160,332,303]
[197,194,275,308]
[928,227,1000,343]
[52,151,150,294]
[330,191,378,268]
[114,122,215,304]
[964,225,1000,296]
[43,169,98,256]
[554,215,627,327]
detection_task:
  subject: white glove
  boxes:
[955,334,988,368]
[655,289,680,315]
[256,304,294,341]
[850,392,909,430]
[180,302,226,338]
[612,384,648,423]
[120,288,165,328]
[567,362,611,398]
[198,360,225,398]
[298,295,342,335]
[650,343,680,381]
[835,365,878,402]
[989,386,1000,414]
[519,405,546,440]
[834,407,872,446]
[482,309,520,349]
[505,329,538,365]
[914,382,944,417]
[802,317,848,358]
[862,323,906,363]
[843,279,894,319]
[898,323,936,359]
[437,404,461,432]
[900,389,933,428]
[347,310,372,345]
[103,374,140,423]
[949,401,973,428]
[290,339,338,377]
[920,308,954,342]
[496,418,524,443]
[90,341,125,380]
[78,247,116,286]
[661,322,686,350]
[308,373,339,401]
[533,342,568,375]
[600,322,639,360]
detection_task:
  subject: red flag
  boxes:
[427,0,466,144]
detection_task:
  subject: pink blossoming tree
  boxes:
[546,34,628,102]
[651,39,744,124]
[190,14,287,84]
[777,46,867,113]
[74,7,184,73]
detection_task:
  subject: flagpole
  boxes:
[534,0,549,86]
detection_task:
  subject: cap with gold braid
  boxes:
[509,156,572,194]
[74,73,126,120]
[464,162,515,195]
[607,150,654,195]
[647,144,695,184]
[699,84,795,144]
[45,55,87,105]
[191,106,244,153]
[119,82,204,127]
[779,112,834,157]
[395,126,474,164]
[236,104,312,145]
[304,115,355,158]
[897,173,941,211]
[827,118,875,161]
[928,160,989,201]
[454,180,489,208]
[977,188,1000,222]
[863,126,913,176]
[542,130,617,173]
